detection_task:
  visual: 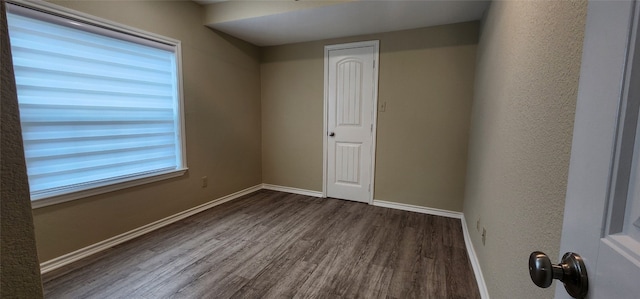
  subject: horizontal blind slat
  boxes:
[21,123,176,140]
[9,37,172,72]
[8,15,173,59]
[15,72,174,97]
[19,107,175,122]
[13,61,173,85]
[27,148,177,175]
[25,134,176,158]
[16,87,173,108]
[30,159,177,191]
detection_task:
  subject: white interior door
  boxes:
[556,1,640,298]
[324,41,379,203]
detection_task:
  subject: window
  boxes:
[6,1,187,208]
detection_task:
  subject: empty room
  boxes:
[3,0,638,298]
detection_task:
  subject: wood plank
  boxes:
[43,190,480,299]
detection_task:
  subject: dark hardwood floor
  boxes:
[43,190,480,298]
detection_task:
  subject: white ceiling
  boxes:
[197,1,490,46]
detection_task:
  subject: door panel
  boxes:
[557,1,640,298]
[337,59,363,126]
[335,142,361,185]
[591,2,640,294]
[325,42,378,203]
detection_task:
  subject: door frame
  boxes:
[322,40,380,203]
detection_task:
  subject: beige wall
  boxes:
[463,1,587,298]
[262,22,478,211]
[34,0,262,261]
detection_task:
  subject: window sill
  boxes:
[31,168,188,209]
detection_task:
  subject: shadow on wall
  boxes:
[209,28,263,63]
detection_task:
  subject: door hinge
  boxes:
[373,60,376,68]
[370,124,373,132]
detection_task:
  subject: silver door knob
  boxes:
[529,251,588,298]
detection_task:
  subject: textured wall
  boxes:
[1,0,44,296]
[463,1,587,298]
[262,22,478,211]
[34,0,262,261]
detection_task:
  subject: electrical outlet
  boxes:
[482,228,486,246]
[476,218,480,231]
[201,176,208,188]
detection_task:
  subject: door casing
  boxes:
[322,40,380,203]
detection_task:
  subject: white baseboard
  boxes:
[461,215,490,299]
[40,184,262,274]
[372,199,462,219]
[261,184,323,198]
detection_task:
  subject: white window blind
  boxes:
[6,2,186,204]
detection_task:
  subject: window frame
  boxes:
[7,0,188,209]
